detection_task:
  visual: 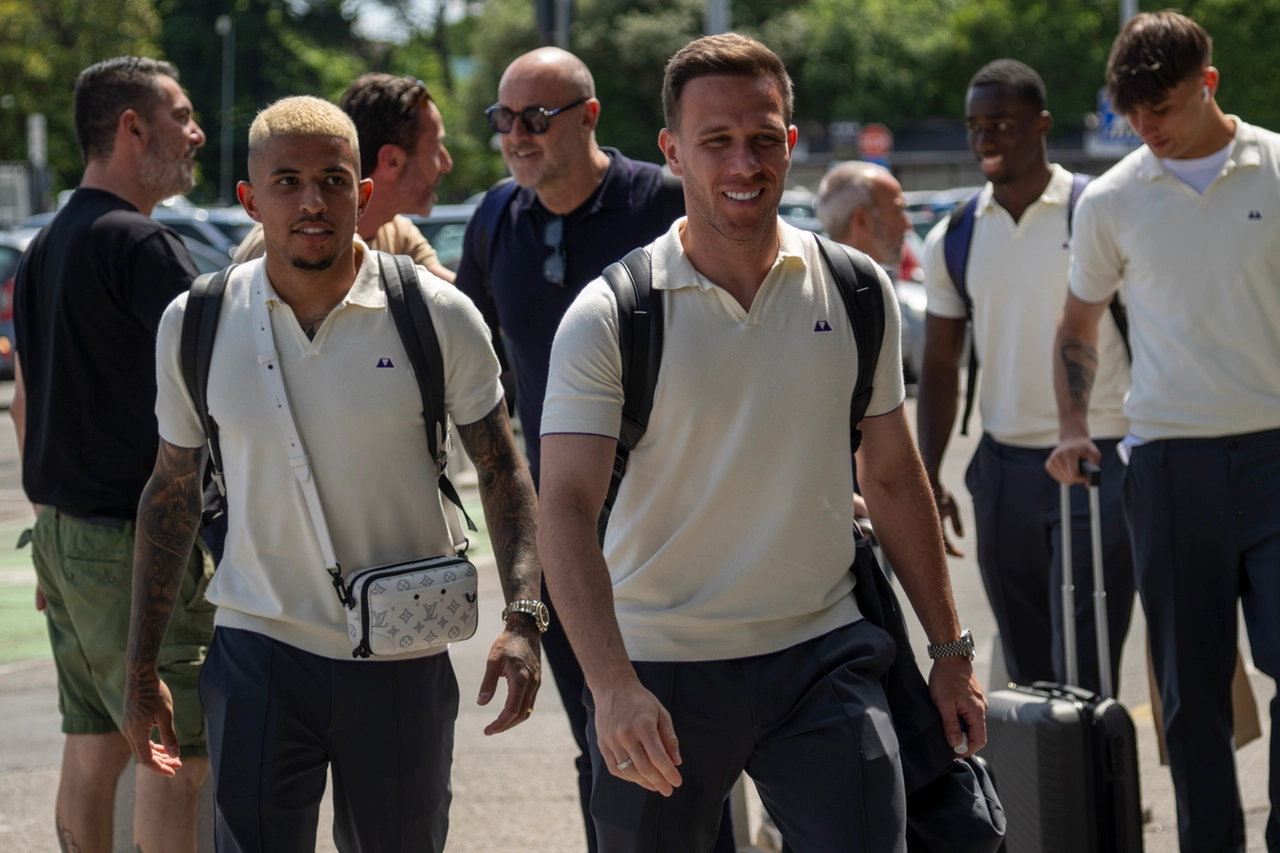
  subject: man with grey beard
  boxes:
[11,56,213,853]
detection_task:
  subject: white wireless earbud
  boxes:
[1203,85,1211,102]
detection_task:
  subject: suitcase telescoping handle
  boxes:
[1060,460,1114,699]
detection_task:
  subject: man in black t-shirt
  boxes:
[11,57,213,853]
[455,48,690,853]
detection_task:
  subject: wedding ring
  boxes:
[616,758,634,771]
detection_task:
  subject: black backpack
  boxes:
[180,252,475,533]
[942,173,1131,436]
[595,233,887,541]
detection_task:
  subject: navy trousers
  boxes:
[585,619,906,853]
[966,435,1136,692]
[199,627,458,853]
[1125,429,1280,853]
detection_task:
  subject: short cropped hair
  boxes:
[968,59,1047,112]
[662,34,794,132]
[1107,11,1213,113]
[339,74,432,179]
[816,162,890,240]
[74,57,180,163]
[248,96,361,163]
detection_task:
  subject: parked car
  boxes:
[0,230,32,377]
[407,202,477,272]
[204,206,257,256]
[904,187,980,240]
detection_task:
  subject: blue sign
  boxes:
[1097,88,1141,147]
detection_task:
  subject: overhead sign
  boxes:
[857,123,894,159]
[1086,87,1142,159]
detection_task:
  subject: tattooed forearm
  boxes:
[56,816,81,853]
[456,402,542,603]
[127,441,207,679]
[1060,338,1099,410]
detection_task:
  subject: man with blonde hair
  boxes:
[233,74,457,282]
[121,96,545,851]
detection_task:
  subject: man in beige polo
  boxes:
[1048,12,1280,852]
[121,97,545,851]
[538,34,985,851]
[233,73,456,282]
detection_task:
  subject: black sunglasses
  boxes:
[543,216,567,287]
[485,98,588,135]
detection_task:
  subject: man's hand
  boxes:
[121,670,184,776]
[928,657,987,758]
[35,585,46,612]
[478,622,542,735]
[594,677,683,796]
[932,485,965,557]
[1046,436,1101,485]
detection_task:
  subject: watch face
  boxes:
[537,602,550,629]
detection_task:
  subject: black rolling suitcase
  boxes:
[983,462,1143,853]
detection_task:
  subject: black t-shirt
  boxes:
[455,150,684,485]
[14,188,199,517]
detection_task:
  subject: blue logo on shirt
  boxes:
[1249,210,1262,220]
[376,357,395,368]
[814,320,833,332]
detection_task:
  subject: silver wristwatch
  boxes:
[927,629,975,661]
[502,599,550,633]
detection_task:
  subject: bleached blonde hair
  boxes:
[247,96,360,160]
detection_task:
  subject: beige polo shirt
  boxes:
[923,164,1131,447]
[233,214,441,272]
[542,219,905,663]
[1071,118,1280,441]
[155,244,503,659]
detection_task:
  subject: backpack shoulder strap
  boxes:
[814,235,886,454]
[1066,172,1133,363]
[475,178,519,285]
[942,194,979,314]
[180,263,235,492]
[942,195,982,436]
[597,246,660,543]
[1067,172,1091,237]
[380,251,477,534]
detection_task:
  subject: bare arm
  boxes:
[455,401,542,734]
[538,432,682,796]
[426,259,457,283]
[11,353,27,455]
[856,404,987,755]
[1046,293,1112,485]
[915,313,969,556]
[122,440,206,774]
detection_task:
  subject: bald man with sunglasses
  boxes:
[454,47,686,853]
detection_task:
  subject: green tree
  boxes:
[0,0,163,194]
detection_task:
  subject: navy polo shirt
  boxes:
[455,148,683,484]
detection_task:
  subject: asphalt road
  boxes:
[0,391,1271,851]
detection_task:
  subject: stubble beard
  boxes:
[140,139,195,201]
[686,182,781,246]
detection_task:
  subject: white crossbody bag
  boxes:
[251,277,479,659]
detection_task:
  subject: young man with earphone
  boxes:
[1048,12,1280,853]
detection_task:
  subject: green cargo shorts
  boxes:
[31,507,216,757]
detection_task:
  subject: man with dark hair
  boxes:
[917,58,1135,693]
[1048,11,1280,852]
[233,73,456,281]
[453,46,685,852]
[538,33,985,851]
[11,56,212,853]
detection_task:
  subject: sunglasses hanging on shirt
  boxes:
[542,216,567,288]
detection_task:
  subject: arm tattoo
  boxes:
[1060,338,1099,410]
[56,816,81,853]
[456,403,542,603]
[126,441,207,684]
